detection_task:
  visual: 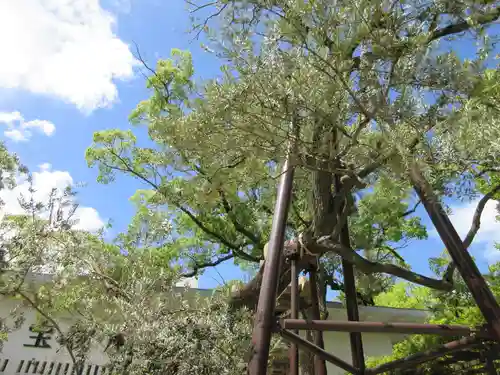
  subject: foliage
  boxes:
[0,181,255,375]
[4,1,500,373]
[83,0,500,370]
[84,2,500,309]
[366,264,500,374]
[0,140,24,191]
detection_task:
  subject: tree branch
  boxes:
[312,236,453,291]
[430,7,500,42]
[181,253,235,278]
[402,200,421,217]
[101,154,259,263]
[17,290,80,369]
[218,188,264,248]
[292,200,309,229]
[78,257,132,302]
[187,1,229,39]
[178,153,265,250]
[444,183,500,281]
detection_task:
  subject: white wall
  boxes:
[305,303,428,375]
[321,332,393,375]
[0,299,109,375]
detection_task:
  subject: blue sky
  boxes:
[0,0,498,296]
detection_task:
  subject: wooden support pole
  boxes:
[410,163,500,340]
[340,228,365,372]
[309,268,328,375]
[335,173,365,373]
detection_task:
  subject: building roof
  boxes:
[3,272,429,323]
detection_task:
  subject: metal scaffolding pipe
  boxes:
[309,268,328,375]
[288,259,299,375]
[279,329,358,375]
[247,130,296,375]
[281,319,491,337]
[365,336,480,374]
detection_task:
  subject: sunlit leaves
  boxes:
[367,272,496,372]
[350,176,426,256]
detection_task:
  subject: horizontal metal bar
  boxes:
[365,336,481,374]
[279,329,358,375]
[281,319,491,337]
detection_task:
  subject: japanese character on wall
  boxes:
[23,323,54,349]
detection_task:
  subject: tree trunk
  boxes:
[311,118,337,238]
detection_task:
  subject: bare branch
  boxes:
[186,0,216,13]
[181,253,235,278]
[188,1,229,40]
[132,42,172,100]
[313,236,453,291]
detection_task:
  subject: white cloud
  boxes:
[39,162,52,171]
[108,0,133,13]
[0,111,55,142]
[0,0,137,112]
[0,112,23,123]
[430,198,500,263]
[0,163,104,232]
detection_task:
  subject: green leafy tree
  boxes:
[0,141,24,191]
[366,261,500,374]
[86,0,500,318]
[85,3,500,373]
[0,178,256,375]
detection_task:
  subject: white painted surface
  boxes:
[309,303,428,375]
[0,299,109,375]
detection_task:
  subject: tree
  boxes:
[0,172,257,374]
[366,258,500,373]
[86,0,500,314]
[0,140,24,192]
[0,142,27,270]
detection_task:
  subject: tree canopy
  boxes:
[3,1,500,374]
[86,0,500,309]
